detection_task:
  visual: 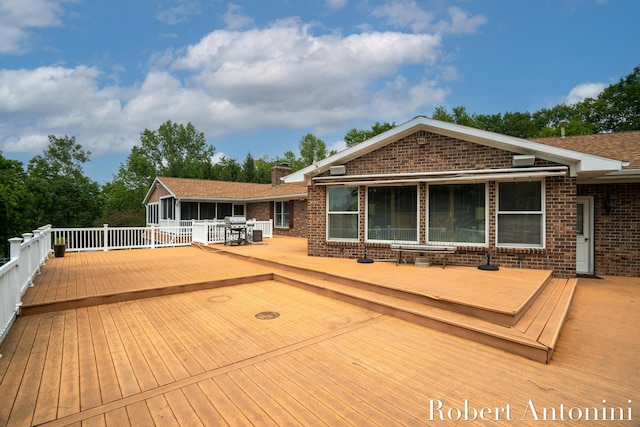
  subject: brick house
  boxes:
[143,163,308,238]
[283,116,640,278]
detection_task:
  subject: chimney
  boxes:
[560,120,566,138]
[271,162,292,187]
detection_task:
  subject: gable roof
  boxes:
[283,116,629,184]
[143,176,307,205]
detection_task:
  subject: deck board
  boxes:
[1,238,638,426]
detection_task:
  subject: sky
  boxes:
[0,0,638,184]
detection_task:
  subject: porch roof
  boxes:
[143,176,308,204]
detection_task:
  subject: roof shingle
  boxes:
[532,131,640,169]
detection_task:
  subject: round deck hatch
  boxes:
[255,311,280,320]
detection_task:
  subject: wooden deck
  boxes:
[1,237,638,426]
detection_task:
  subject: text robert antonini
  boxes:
[428,399,633,422]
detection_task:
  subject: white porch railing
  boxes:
[1,225,52,347]
[51,224,195,252]
[192,219,273,245]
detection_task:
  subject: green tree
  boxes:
[139,120,215,178]
[0,152,32,257]
[431,106,454,123]
[241,153,257,183]
[344,122,396,147]
[585,65,640,132]
[299,133,328,166]
[26,135,101,227]
[211,156,242,182]
[101,121,215,224]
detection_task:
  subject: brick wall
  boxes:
[578,183,640,277]
[247,200,308,238]
[307,131,577,277]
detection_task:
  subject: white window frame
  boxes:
[365,184,419,244]
[426,182,488,246]
[326,186,359,242]
[147,202,159,225]
[160,196,175,220]
[496,179,545,248]
[274,201,289,229]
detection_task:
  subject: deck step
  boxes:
[274,271,575,364]
[205,246,549,326]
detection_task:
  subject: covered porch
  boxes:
[1,237,638,425]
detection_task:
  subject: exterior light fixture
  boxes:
[605,192,618,213]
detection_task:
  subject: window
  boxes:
[161,197,174,220]
[147,203,159,224]
[428,183,486,244]
[497,181,544,247]
[181,202,198,220]
[275,201,289,228]
[367,186,418,243]
[200,203,216,220]
[233,204,245,216]
[328,187,359,240]
[216,203,232,220]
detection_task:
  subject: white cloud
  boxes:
[372,1,486,35]
[222,3,254,30]
[564,82,606,104]
[155,0,203,25]
[326,0,348,11]
[0,0,65,53]
[0,17,456,158]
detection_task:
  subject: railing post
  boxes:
[150,224,156,249]
[9,237,22,260]
[103,224,109,251]
[21,233,34,287]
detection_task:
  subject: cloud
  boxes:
[0,14,466,158]
[0,0,65,53]
[564,82,606,104]
[371,1,486,35]
[155,0,203,25]
[326,0,348,11]
[222,3,254,30]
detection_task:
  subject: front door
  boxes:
[576,197,594,275]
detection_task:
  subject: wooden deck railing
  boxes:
[0,225,52,347]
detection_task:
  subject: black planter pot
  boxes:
[54,244,66,258]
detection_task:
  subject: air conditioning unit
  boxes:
[512,155,535,167]
[330,165,346,176]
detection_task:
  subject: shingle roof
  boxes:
[156,176,308,201]
[531,131,640,169]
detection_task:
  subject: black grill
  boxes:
[224,216,249,245]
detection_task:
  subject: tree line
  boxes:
[1,65,638,257]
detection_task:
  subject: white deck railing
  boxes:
[51,224,197,252]
[1,225,52,347]
[192,219,273,245]
[0,221,274,348]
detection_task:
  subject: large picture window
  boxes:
[367,185,418,243]
[328,187,359,240]
[428,183,486,244]
[275,201,290,228]
[497,181,544,247]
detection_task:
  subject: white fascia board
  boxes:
[283,118,425,183]
[177,193,308,203]
[421,119,623,174]
[283,116,624,182]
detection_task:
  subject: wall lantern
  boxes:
[605,192,618,213]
